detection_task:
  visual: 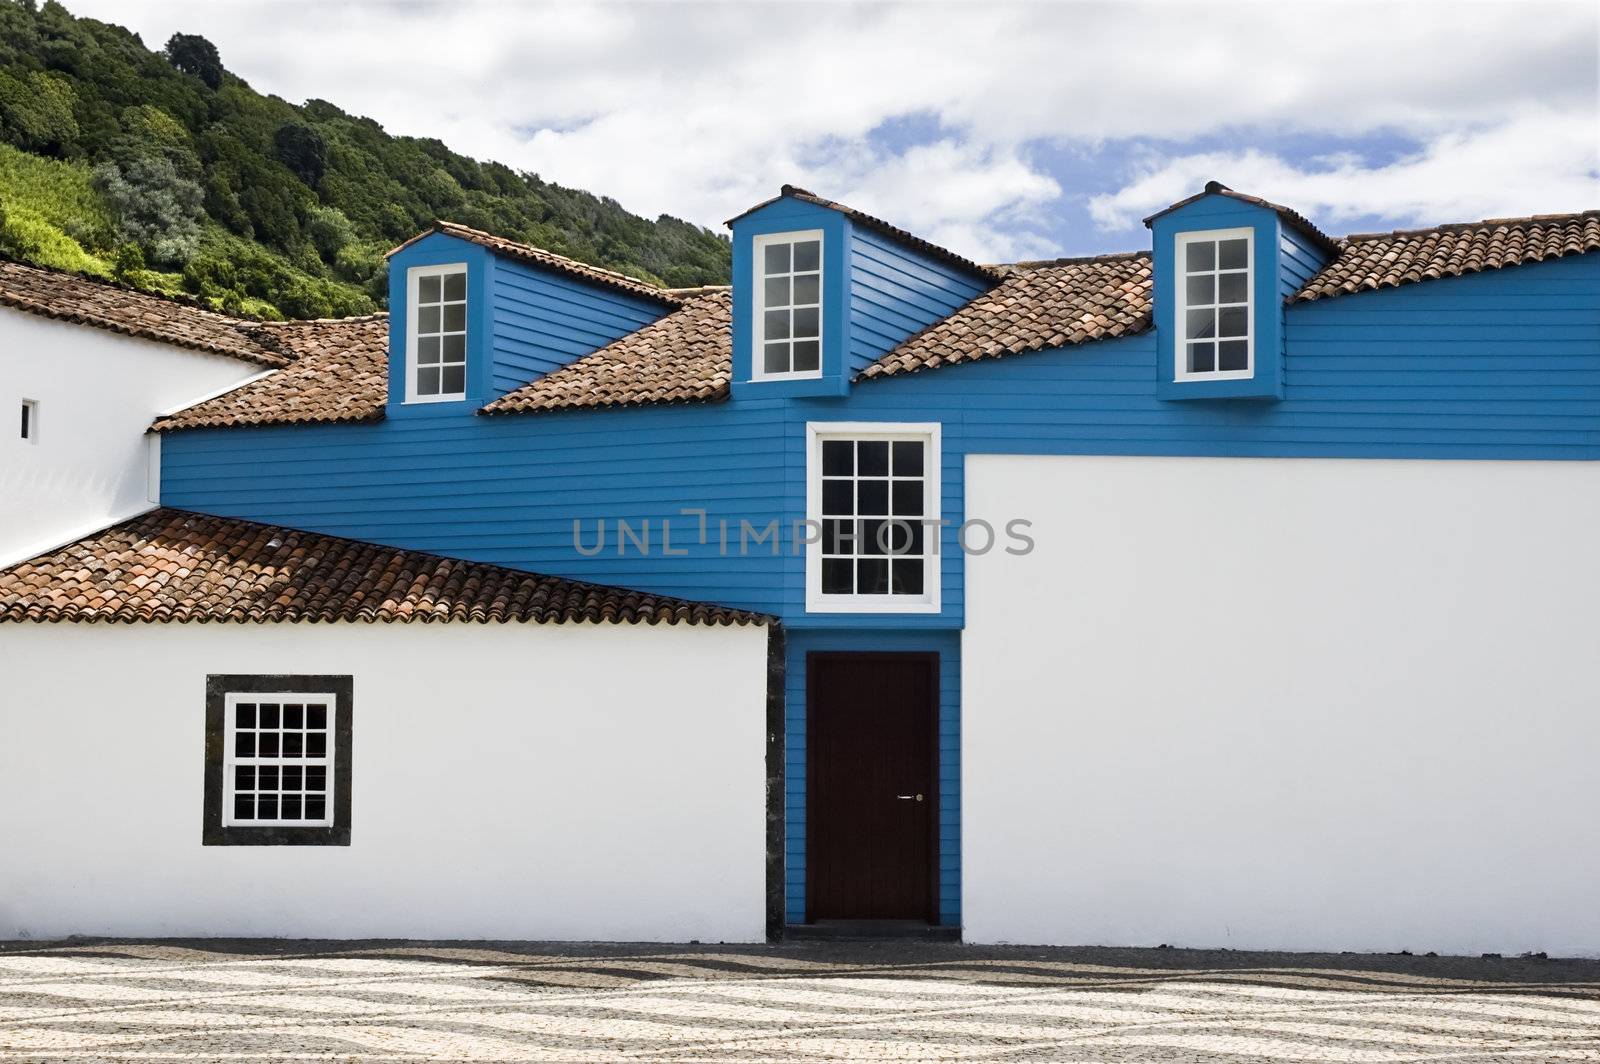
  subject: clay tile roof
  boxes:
[151,315,390,432]
[0,258,291,367]
[859,252,1153,381]
[727,185,1002,282]
[388,221,682,308]
[1143,180,1340,255]
[482,288,732,414]
[1295,210,1600,302]
[0,508,767,627]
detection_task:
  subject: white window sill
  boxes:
[805,595,943,615]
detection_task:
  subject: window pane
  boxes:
[792,340,820,373]
[764,242,790,274]
[1218,306,1248,338]
[443,303,466,332]
[283,733,304,758]
[1185,274,1214,305]
[793,240,820,272]
[284,705,304,729]
[857,478,889,515]
[822,439,853,475]
[235,766,254,791]
[1218,339,1249,371]
[282,795,303,821]
[306,766,327,792]
[822,558,853,595]
[259,766,279,791]
[1187,341,1215,374]
[418,305,441,334]
[764,276,790,307]
[417,337,441,365]
[443,271,466,301]
[416,367,441,396]
[234,795,254,820]
[857,558,889,594]
[260,704,280,729]
[442,365,466,395]
[882,519,913,555]
[442,335,466,364]
[419,275,441,303]
[823,519,851,555]
[306,796,326,820]
[892,558,924,595]
[822,479,853,515]
[1219,239,1248,270]
[858,440,889,476]
[1218,272,1248,304]
[308,705,327,730]
[861,519,887,555]
[892,479,924,517]
[793,274,820,305]
[1185,308,1216,340]
[282,766,302,790]
[1185,240,1214,271]
[257,795,278,820]
[763,309,790,341]
[306,733,326,758]
[891,440,923,477]
[763,343,788,375]
[792,307,819,340]
[235,732,255,757]
[235,704,256,728]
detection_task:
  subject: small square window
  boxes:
[204,676,352,846]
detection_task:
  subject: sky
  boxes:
[67,0,1600,263]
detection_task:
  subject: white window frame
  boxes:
[752,230,824,382]
[405,263,469,404]
[806,421,941,614]
[1174,227,1254,382]
[19,399,37,443]
[222,691,336,828]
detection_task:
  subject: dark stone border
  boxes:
[764,626,786,943]
[203,675,353,847]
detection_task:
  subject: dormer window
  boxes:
[1175,228,1253,380]
[407,264,468,402]
[753,231,822,380]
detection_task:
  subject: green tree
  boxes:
[272,122,327,188]
[163,32,222,90]
[93,154,204,266]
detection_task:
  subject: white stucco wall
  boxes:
[0,308,262,565]
[0,620,768,942]
[963,454,1600,956]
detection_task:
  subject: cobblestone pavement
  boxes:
[2,940,1598,1062]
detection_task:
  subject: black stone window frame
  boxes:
[203,675,353,846]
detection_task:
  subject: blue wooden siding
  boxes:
[1278,225,1329,301]
[488,256,666,397]
[784,629,961,927]
[847,227,990,376]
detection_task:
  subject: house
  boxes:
[0,261,280,565]
[2,183,1598,953]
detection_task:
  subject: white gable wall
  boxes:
[0,308,263,565]
[0,620,768,942]
[963,454,1600,956]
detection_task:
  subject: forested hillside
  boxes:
[0,0,730,319]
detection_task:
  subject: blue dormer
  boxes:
[727,186,994,399]
[1146,181,1335,401]
[384,223,675,417]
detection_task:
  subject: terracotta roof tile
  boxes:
[1296,210,1600,302]
[1143,180,1340,255]
[0,258,291,367]
[859,253,1153,380]
[151,316,390,432]
[482,289,731,414]
[388,221,683,307]
[728,185,1001,281]
[0,509,767,627]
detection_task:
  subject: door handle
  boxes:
[896,794,925,802]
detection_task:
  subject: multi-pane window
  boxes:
[809,425,940,611]
[224,694,333,826]
[755,232,822,378]
[204,675,351,846]
[1177,230,1252,378]
[410,266,467,400]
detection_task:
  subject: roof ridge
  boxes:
[999,250,1151,270]
[1342,209,1600,242]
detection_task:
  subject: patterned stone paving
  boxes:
[1,941,1597,1062]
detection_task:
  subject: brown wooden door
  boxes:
[806,652,937,922]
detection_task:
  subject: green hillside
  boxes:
[0,0,731,319]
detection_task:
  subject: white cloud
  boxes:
[63,0,1600,257]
